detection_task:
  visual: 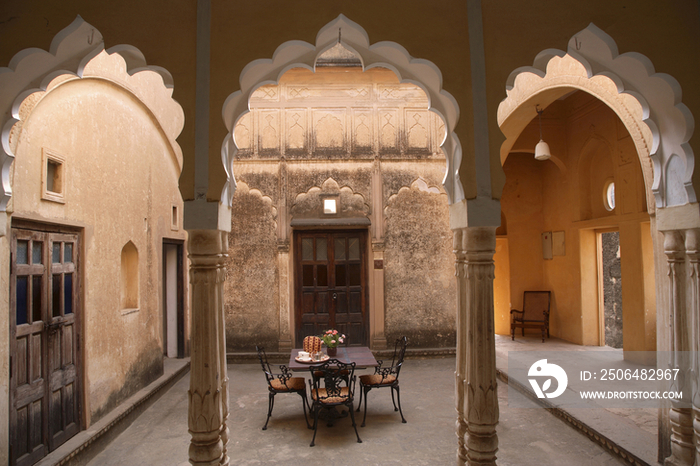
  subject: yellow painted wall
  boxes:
[494,237,511,335]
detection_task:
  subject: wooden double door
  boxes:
[10,227,81,466]
[294,230,368,347]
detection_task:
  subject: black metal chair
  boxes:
[308,359,362,447]
[356,336,407,426]
[256,346,310,430]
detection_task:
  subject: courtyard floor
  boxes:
[36,335,662,466]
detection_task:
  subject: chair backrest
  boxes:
[390,336,408,378]
[522,291,551,321]
[303,336,323,353]
[255,346,274,384]
[310,359,356,402]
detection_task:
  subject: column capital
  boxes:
[685,229,700,258]
[664,230,685,260]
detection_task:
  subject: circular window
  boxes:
[604,180,615,211]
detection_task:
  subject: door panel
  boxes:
[294,230,367,347]
[47,233,80,450]
[10,228,81,466]
[11,230,49,466]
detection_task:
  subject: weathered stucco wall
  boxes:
[384,168,455,347]
[225,180,280,352]
[9,63,185,423]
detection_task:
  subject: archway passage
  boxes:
[224,63,454,353]
[497,90,655,353]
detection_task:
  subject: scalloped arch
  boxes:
[498,23,696,211]
[291,177,370,219]
[386,177,445,206]
[0,16,184,212]
[234,181,278,228]
[221,14,462,208]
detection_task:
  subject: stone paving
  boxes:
[85,355,630,466]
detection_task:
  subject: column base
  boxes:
[278,339,292,352]
[372,336,388,350]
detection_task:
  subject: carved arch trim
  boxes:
[221,14,462,209]
[498,23,695,212]
[0,16,184,212]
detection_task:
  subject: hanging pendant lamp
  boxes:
[534,106,551,161]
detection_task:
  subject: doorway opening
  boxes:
[597,230,622,348]
[162,241,185,359]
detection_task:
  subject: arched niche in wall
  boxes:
[120,241,139,310]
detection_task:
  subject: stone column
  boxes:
[686,229,700,466]
[454,229,468,465]
[454,227,499,466]
[187,230,230,466]
[664,230,694,466]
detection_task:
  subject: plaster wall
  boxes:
[493,237,512,336]
[224,180,279,352]
[9,77,186,423]
[384,185,454,346]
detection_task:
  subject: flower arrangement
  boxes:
[320,329,345,349]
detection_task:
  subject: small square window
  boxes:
[323,199,337,215]
[42,148,66,203]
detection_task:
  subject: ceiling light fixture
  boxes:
[534,106,551,161]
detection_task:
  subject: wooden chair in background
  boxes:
[510,291,551,343]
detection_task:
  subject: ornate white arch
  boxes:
[498,23,695,210]
[0,16,182,214]
[221,14,462,209]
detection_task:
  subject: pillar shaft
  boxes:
[454,229,468,465]
[664,230,694,466]
[187,230,230,466]
[685,229,700,466]
[454,227,499,466]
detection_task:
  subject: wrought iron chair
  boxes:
[356,336,408,426]
[256,346,310,430]
[510,291,551,342]
[308,359,362,447]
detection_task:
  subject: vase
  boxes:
[327,347,337,357]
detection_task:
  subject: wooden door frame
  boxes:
[292,228,369,348]
[9,219,83,465]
